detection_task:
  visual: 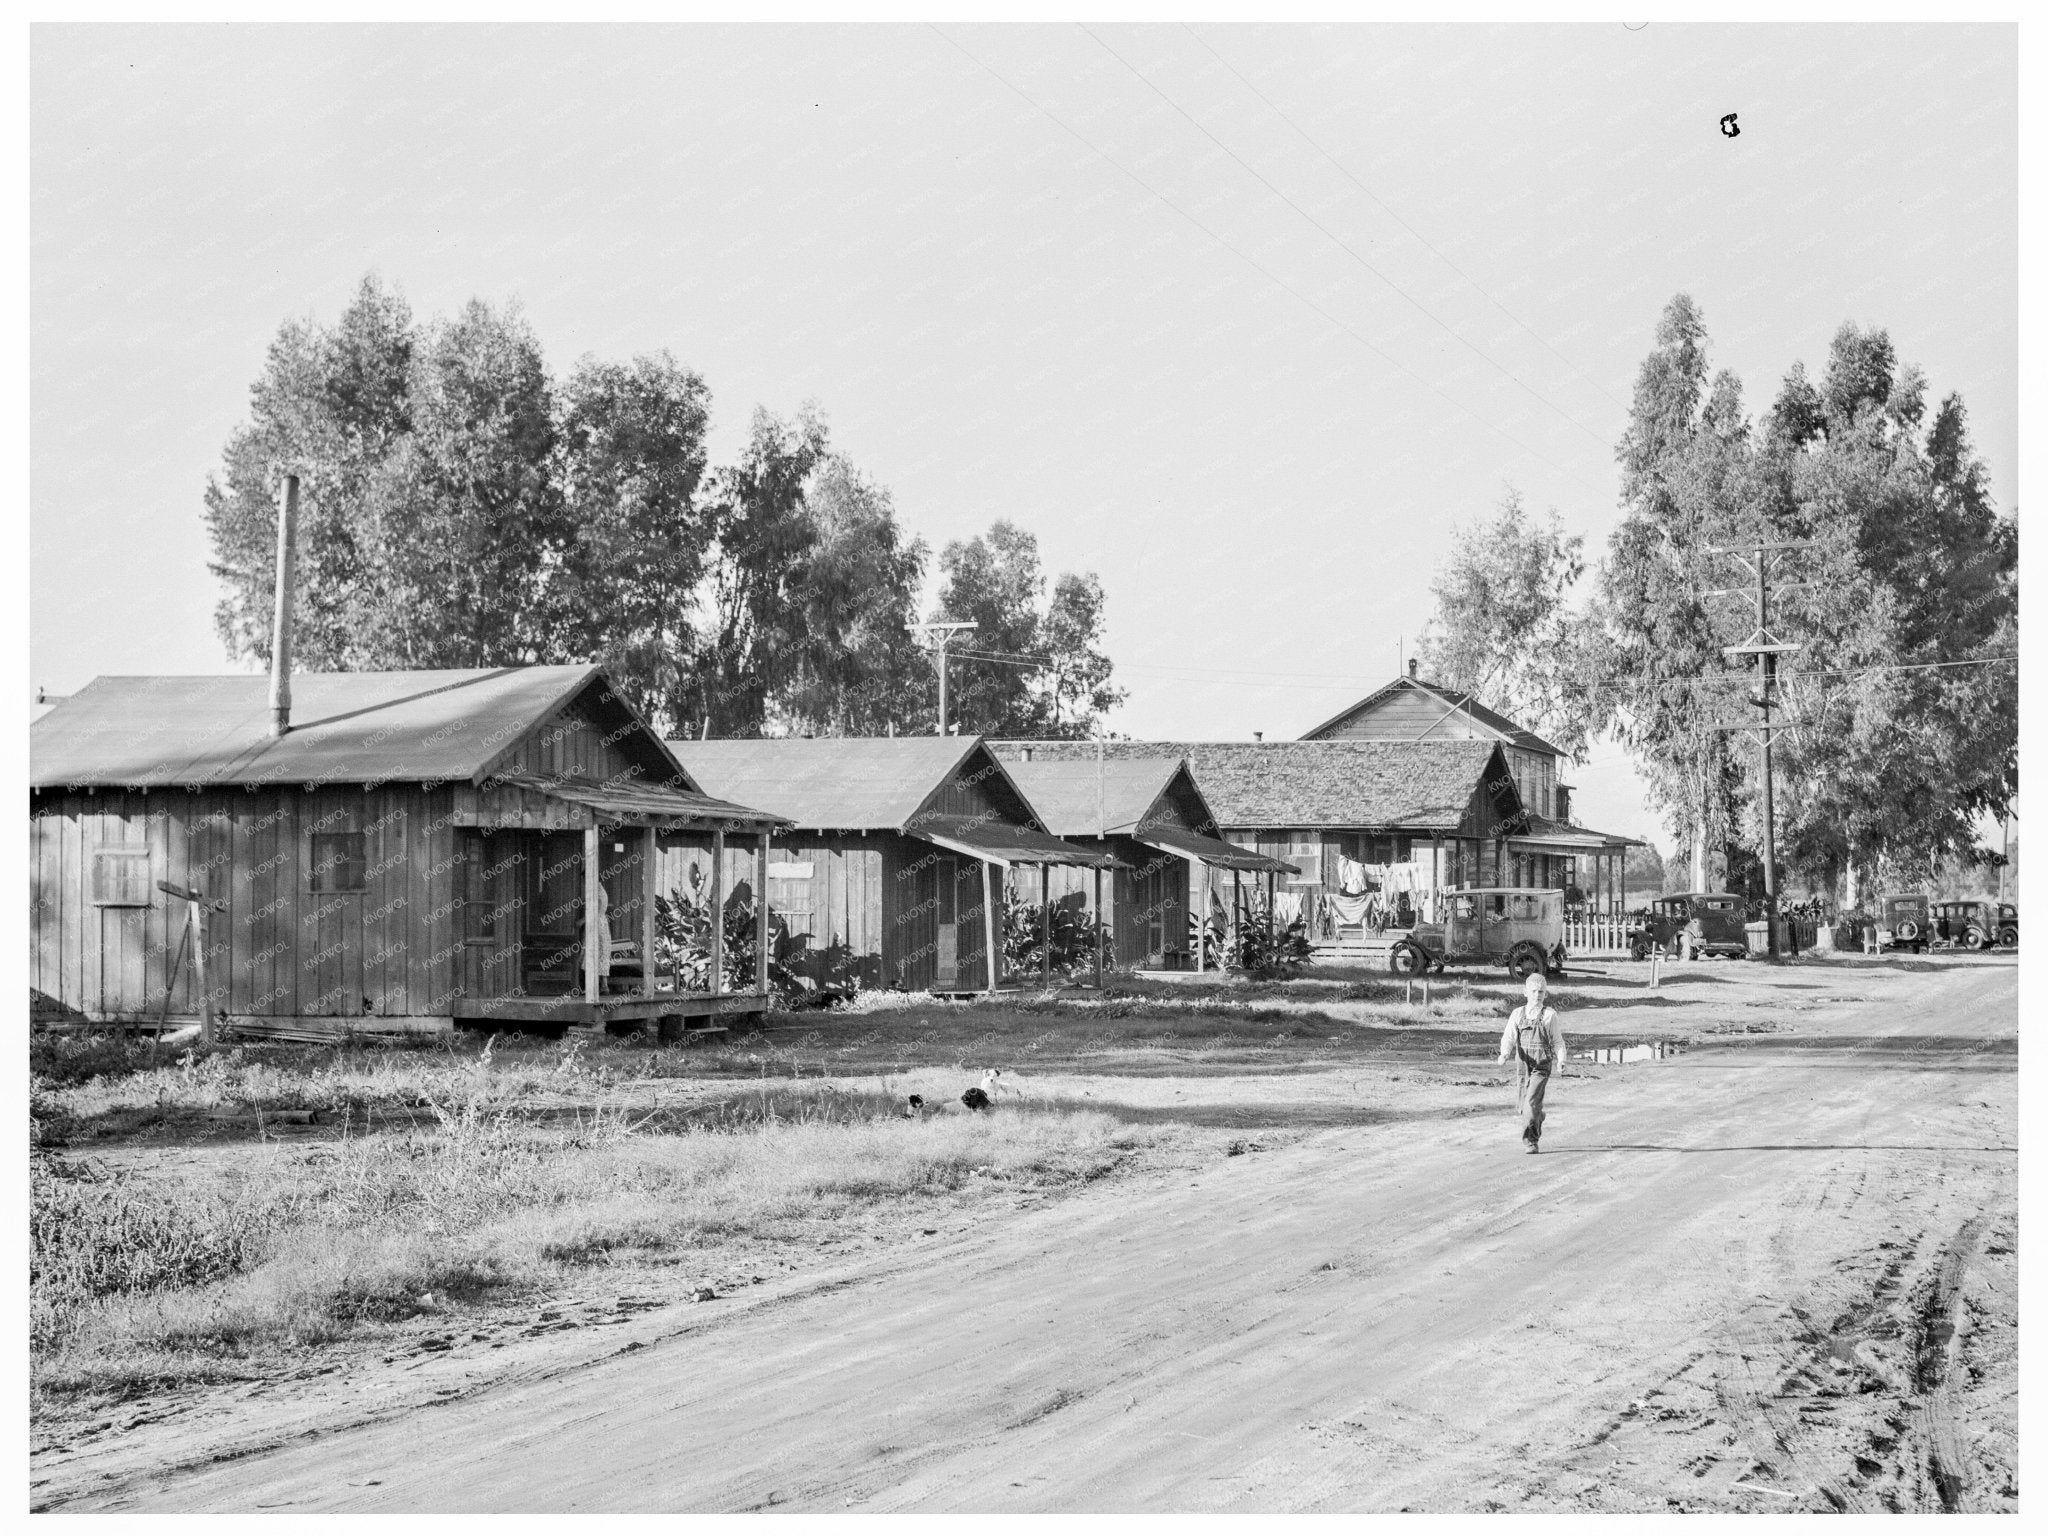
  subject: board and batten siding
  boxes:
[29,786,461,1023]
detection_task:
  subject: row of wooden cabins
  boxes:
[30,659,1637,1037]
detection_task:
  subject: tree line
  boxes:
[205,277,1125,741]
[1418,294,2016,901]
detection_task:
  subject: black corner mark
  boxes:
[1720,113,1741,139]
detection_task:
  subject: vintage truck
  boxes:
[1389,887,1567,979]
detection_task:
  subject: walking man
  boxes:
[1497,971,1565,1153]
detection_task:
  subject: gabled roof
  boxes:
[991,752,1183,836]
[995,739,1516,832]
[670,736,1021,832]
[28,666,679,789]
[1301,674,1564,756]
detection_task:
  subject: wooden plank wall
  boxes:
[29,786,460,1022]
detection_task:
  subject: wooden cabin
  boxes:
[1302,661,1639,911]
[993,749,1294,971]
[670,736,1118,994]
[29,665,788,1037]
[1003,738,1534,942]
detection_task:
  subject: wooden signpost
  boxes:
[155,880,224,1043]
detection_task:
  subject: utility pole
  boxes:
[918,622,977,736]
[1704,541,1811,958]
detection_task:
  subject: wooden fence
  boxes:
[1563,916,1635,958]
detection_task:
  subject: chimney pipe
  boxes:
[1407,657,1419,680]
[269,473,299,738]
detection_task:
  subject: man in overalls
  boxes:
[1497,971,1565,1153]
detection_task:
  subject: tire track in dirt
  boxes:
[1914,1213,1989,1512]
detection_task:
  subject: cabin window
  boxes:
[91,845,152,907]
[309,832,366,893]
[462,834,495,942]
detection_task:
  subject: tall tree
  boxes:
[931,522,1126,739]
[773,455,930,736]
[353,298,564,667]
[204,275,415,670]
[1592,295,1759,888]
[1760,324,2017,899]
[1039,571,1126,737]
[932,521,1050,736]
[688,407,832,736]
[547,352,715,733]
[1415,488,1595,758]
[205,282,569,672]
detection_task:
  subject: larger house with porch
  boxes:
[1301,661,1640,918]
[28,665,788,1038]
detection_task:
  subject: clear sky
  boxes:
[30,23,2017,849]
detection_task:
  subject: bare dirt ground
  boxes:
[37,952,2017,1513]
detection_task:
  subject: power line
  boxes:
[1182,23,1632,416]
[1085,24,1615,453]
[927,24,1609,502]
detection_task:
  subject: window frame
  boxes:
[308,830,368,895]
[90,843,154,908]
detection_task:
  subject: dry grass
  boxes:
[31,1076,1149,1404]
[29,973,1507,1409]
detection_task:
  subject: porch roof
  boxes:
[1133,823,1296,874]
[908,812,1122,869]
[1507,813,1643,853]
[489,771,789,831]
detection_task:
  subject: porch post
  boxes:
[981,859,999,995]
[583,824,602,1004]
[1193,859,1206,971]
[642,823,659,997]
[1040,863,1052,989]
[709,827,725,994]
[755,829,771,995]
[1231,869,1242,958]
[1093,864,1105,988]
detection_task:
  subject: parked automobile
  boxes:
[1931,899,2016,950]
[1877,894,1931,953]
[1626,892,1749,960]
[1390,887,1566,979]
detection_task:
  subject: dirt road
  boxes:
[54,957,2017,1512]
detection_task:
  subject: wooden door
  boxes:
[934,855,960,985]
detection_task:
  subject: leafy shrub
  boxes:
[1003,891,1103,983]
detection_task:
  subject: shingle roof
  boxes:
[670,736,1000,831]
[1301,675,1564,756]
[30,666,613,788]
[997,739,1507,831]
[991,753,1182,836]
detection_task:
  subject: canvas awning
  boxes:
[909,813,1121,869]
[475,772,789,832]
[1134,823,1295,874]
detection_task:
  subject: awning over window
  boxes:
[471,772,790,832]
[909,813,1121,869]
[1134,824,1296,874]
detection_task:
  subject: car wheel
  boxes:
[1895,919,1920,944]
[1389,943,1423,975]
[2000,925,2018,948]
[1508,946,1543,979]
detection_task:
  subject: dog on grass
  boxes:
[961,1068,1021,1113]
